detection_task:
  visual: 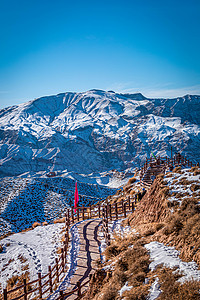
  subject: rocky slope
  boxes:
[0,90,200,182]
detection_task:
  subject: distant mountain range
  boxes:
[0,89,200,186]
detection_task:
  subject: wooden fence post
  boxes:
[61,248,65,273]
[115,202,118,220]
[60,290,64,300]
[128,196,131,210]
[65,213,68,229]
[107,233,110,246]
[132,202,135,212]
[77,281,81,297]
[90,205,92,219]
[3,289,7,300]
[48,266,53,293]
[98,204,101,218]
[105,205,108,220]
[67,209,70,225]
[77,208,79,221]
[71,207,74,223]
[55,258,59,283]
[23,279,27,300]
[82,206,85,220]
[124,203,126,218]
[38,273,42,299]
[109,204,112,221]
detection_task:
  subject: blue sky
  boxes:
[0,0,200,108]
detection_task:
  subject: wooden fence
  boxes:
[3,197,136,300]
[140,154,198,181]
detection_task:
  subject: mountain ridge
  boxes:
[0,90,200,182]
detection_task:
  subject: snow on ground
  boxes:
[109,219,137,239]
[0,223,65,291]
[119,281,133,297]
[164,168,200,204]
[47,221,81,300]
[145,241,200,282]
[98,219,137,264]
[148,277,161,300]
[0,176,116,237]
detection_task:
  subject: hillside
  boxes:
[85,165,200,299]
[0,176,116,238]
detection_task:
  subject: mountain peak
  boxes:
[119,92,146,100]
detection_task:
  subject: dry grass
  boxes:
[42,221,48,226]
[5,272,34,300]
[18,254,27,264]
[53,217,65,224]
[87,238,151,300]
[194,169,200,176]
[179,178,190,185]
[173,166,182,173]
[191,184,200,192]
[152,267,200,300]
[127,177,136,185]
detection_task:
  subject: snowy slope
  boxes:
[0,176,116,237]
[0,90,199,179]
[0,223,65,290]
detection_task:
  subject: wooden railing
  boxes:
[3,218,70,300]
[3,197,137,300]
[140,154,199,181]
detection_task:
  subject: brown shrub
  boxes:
[53,217,65,224]
[155,223,165,231]
[32,222,41,229]
[7,275,19,288]
[191,184,200,192]
[173,166,182,173]
[42,221,48,226]
[116,257,128,271]
[84,269,107,299]
[113,269,127,284]
[156,267,200,300]
[104,244,120,260]
[144,228,155,236]
[179,178,190,185]
[161,187,170,196]
[101,285,118,300]
[0,245,3,253]
[122,284,150,299]
[163,215,183,235]
[194,170,200,176]
[128,177,136,185]
[116,189,122,195]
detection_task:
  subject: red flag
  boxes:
[74,182,79,213]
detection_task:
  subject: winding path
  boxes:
[49,219,102,300]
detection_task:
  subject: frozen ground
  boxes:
[145,241,200,299]
[0,223,65,291]
[164,167,200,205]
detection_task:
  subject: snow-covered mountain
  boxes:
[0,89,200,181]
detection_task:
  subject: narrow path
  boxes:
[48,219,101,300]
[64,219,101,299]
